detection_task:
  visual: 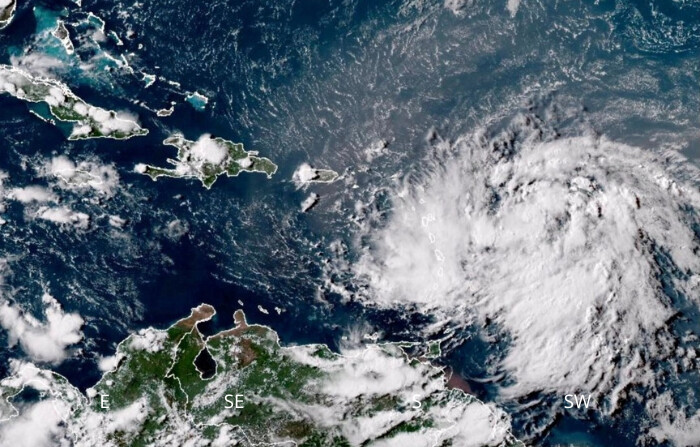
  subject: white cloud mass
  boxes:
[0,400,67,447]
[36,206,90,229]
[293,163,318,185]
[351,115,700,426]
[285,344,514,446]
[190,134,228,165]
[8,186,56,204]
[42,155,120,197]
[0,294,84,364]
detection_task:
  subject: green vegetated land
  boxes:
[0,65,148,140]
[139,134,277,188]
[0,305,523,446]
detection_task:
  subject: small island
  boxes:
[0,0,16,30]
[136,133,278,189]
[52,20,75,55]
[156,104,175,116]
[0,65,148,140]
[292,162,339,187]
[0,304,523,446]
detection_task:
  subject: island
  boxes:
[185,91,209,111]
[136,133,278,189]
[292,163,339,187]
[0,305,523,446]
[0,65,148,140]
[52,20,75,55]
[0,0,16,30]
[156,104,175,116]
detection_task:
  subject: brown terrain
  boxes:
[175,304,216,330]
[444,367,474,395]
[0,0,16,23]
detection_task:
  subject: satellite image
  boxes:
[0,0,698,446]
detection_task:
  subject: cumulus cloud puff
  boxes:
[36,206,90,229]
[190,134,228,165]
[292,163,318,185]
[8,185,56,203]
[0,293,84,364]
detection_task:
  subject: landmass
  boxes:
[0,65,148,140]
[0,0,16,30]
[156,104,175,116]
[293,163,339,187]
[0,305,523,446]
[136,133,278,189]
[52,20,75,55]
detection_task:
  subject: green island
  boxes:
[0,305,523,446]
[0,0,16,29]
[137,133,278,189]
[0,65,148,140]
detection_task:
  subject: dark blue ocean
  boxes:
[1,0,699,445]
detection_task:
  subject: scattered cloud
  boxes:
[42,155,120,197]
[35,206,90,229]
[287,344,514,446]
[9,53,64,78]
[0,400,67,447]
[128,328,167,353]
[0,293,84,364]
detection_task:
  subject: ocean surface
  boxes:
[1,0,699,445]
